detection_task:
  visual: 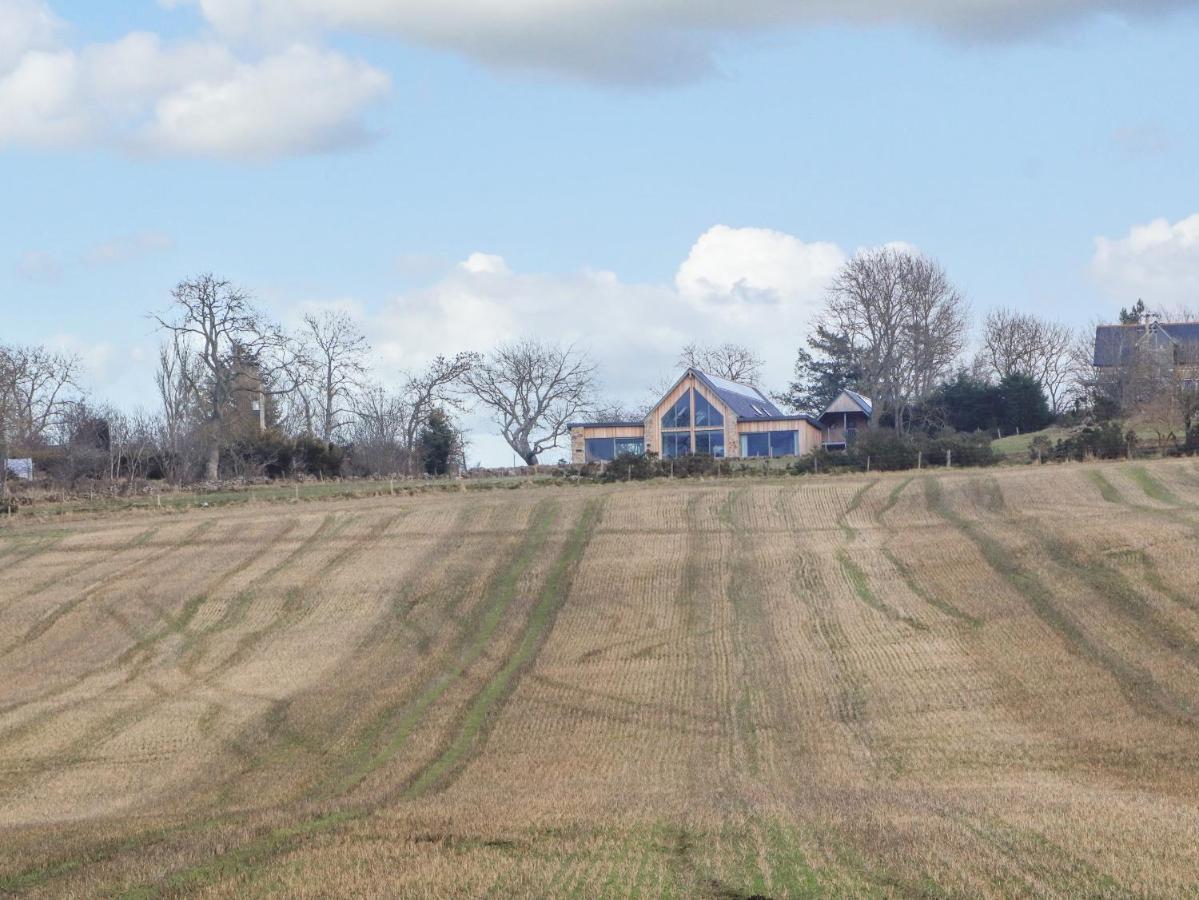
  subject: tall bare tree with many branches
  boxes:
[678,343,765,384]
[285,311,371,442]
[461,339,594,465]
[153,274,291,480]
[981,308,1079,413]
[820,248,968,430]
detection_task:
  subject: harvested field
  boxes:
[2,458,1199,897]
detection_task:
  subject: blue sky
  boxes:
[3,1,1198,463]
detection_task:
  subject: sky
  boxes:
[3,0,1199,464]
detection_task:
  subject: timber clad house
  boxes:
[569,368,872,464]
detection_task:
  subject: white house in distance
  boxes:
[569,368,873,464]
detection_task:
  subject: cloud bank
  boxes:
[1092,213,1199,307]
[370,225,850,411]
[173,0,1195,83]
[0,2,389,159]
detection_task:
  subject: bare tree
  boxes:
[398,353,478,467]
[981,309,1078,413]
[821,248,968,430]
[347,385,411,475]
[461,339,595,465]
[155,340,206,484]
[152,274,290,480]
[345,354,477,476]
[678,343,765,384]
[286,311,370,442]
[0,343,83,445]
[898,256,970,426]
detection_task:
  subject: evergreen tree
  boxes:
[1118,299,1147,325]
[997,373,1052,434]
[929,372,1001,433]
[418,409,457,476]
[776,326,862,413]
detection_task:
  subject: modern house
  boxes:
[1093,322,1199,390]
[569,368,873,463]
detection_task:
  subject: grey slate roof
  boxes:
[1094,323,1199,367]
[691,369,787,421]
[840,389,873,417]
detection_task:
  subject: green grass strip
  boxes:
[837,548,925,630]
[880,547,980,627]
[322,499,562,797]
[1129,466,1183,506]
[923,477,1195,724]
[1086,471,1123,504]
[404,499,602,797]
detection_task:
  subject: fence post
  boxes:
[946,449,952,469]
[866,455,871,473]
[294,483,299,501]
[917,450,922,470]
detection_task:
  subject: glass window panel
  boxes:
[614,438,644,456]
[770,431,797,457]
[661,390,691,429]
[694,392,724,427]
[585,438,615,461]
[661,432,690,458]
[742,433,770,457]
[695,430,725,457]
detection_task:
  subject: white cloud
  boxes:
[676,225,844,317]
[459,252,511,275]
[142,44,389,159]
[373,225,857,402]
[0,5,390,159]
[1092,213,1199,306]
[83,231,175,266]
[170,0,1194,83]
[0,0,59,70]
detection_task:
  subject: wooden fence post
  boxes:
[917,451,922,470]
[946,449,952,469]
[866,456,871,473]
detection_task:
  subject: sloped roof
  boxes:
[817,389,874,421]
[1094,322,1199,367]
[841,389,873,417]
[691,369,786,421]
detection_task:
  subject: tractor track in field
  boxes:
[0,521,214,661]
[401,498,603,799]
[3,524,159,609]
[0,512,403,797]
[0,517,303,736]
[88,499,600,898]
[924,476,1199,727]
[875,477,980,627]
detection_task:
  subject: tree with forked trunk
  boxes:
[460,339,595,465]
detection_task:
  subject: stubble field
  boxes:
[2,459,1199,897]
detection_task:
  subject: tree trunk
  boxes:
[522,451,538,466]
[205,442,220,481]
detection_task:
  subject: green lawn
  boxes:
[990,425,1075,458]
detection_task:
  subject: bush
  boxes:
[292,436,345,478]
[1051,422,1126,461]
